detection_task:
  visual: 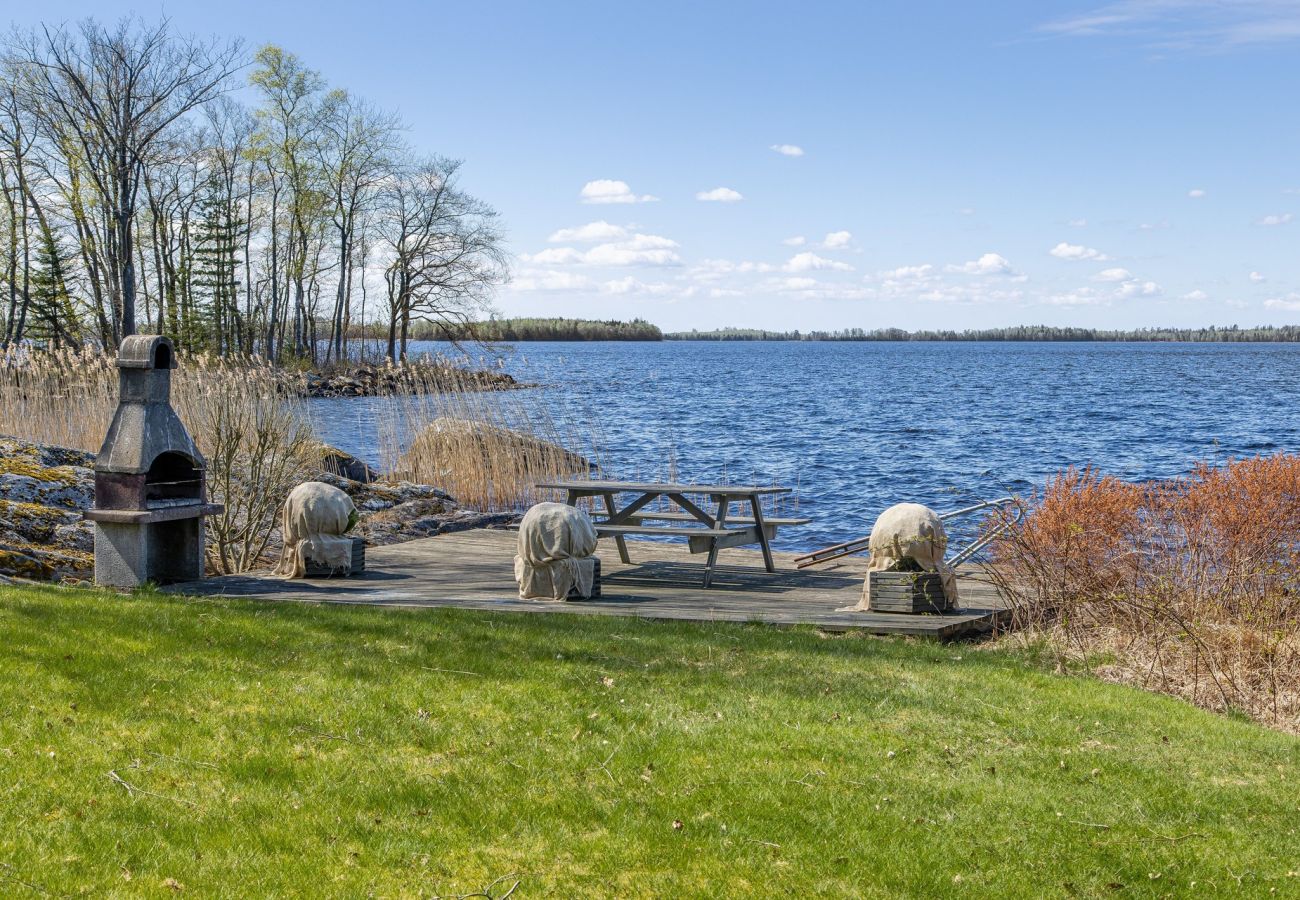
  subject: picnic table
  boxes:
[536,480,810,587]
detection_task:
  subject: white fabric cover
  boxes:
[839,502,958,611]
[274,481,359,578]
[514,502,598,600]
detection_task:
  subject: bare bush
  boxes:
[990,459,1300,731]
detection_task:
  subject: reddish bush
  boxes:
[991,455,1300,731]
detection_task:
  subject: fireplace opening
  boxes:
[145,451,203,507]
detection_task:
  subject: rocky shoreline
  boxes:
[296,362,522,398]
[0,436,517,584]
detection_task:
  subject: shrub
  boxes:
[990,457,1300,731]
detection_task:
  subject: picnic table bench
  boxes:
[536,480,810,587]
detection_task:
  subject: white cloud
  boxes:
[782,277,818,290]
[783,251,854,273]
[1115,280,1163,299]
[1068,218,1088,227]
[949,252,1016,275]
[1138,221,1169,231]
[823,230,853,249]
[548,221,629,243]
[1265,295,1300,311]
[880,264,936,281]
[1188,188,1206,198]
[696,187,744,203]
[579,179,658,204]
[1256,212,1294,226]
[1039,4,1300,48]
[522,247,585,266]
[601,277,674,295]
[782,235,806,246]
[1250,271,1267,283]
[1093,267,1134,282]
[770,144,804,157]
[1182,289,1209,301]
[1044,287,1105,307]
[511,269,595,292]
[522,233,681,267]
[1050,241,1111,261]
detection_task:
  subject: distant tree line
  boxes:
[666,325,1300,342]
[0,16,506,364]
[422,317,664,342]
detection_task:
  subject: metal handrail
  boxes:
[793,497,1024,569]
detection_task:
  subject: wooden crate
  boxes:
[304,537,366,577]
[567,557,601,600]
[868,570,951,614]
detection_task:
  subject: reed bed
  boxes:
[378,372,602,512]
[989,458,1300,732]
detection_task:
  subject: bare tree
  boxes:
[381,157,506,363]
[8,16,242,344]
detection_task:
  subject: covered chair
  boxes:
[514,502,599,600]
[838,502,958,611]
[274,481,359,578]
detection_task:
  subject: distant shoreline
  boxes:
[424,318,1300,343]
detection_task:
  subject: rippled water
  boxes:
[310,341,1300,552]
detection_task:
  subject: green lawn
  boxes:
[1,583,1297,898]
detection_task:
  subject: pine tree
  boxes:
[190,176,244,353]
[28,229,79,348]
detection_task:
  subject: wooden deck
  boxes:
[172,529,1009,639]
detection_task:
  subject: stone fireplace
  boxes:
[87,335,222,587]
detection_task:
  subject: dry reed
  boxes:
[378,369,600,511]
[989,459,1300,732]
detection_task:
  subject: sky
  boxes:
[13,0,1300,331]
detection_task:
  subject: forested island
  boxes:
[424,317,663,342]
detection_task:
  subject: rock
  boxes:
[0,437,96,582]
[320,447,381,484]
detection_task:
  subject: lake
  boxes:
[309,341,1300,552]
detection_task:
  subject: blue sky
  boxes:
[16,1,1300,330]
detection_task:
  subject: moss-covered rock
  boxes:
[0,437,95,582]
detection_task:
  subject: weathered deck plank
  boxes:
[171,529,1008,638]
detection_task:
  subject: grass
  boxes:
[1,582,1298,898]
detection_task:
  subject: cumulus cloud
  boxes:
[547,220,628,242]
[823,230,852,249]
[770,144,804,157]
[1115,280,1163,299]
[782,235,806,246]
[579,179,658,204]
[782,251,854,273]
[782,277,818,290]
[1188,188,1206,198]
[949,252,1016,275]
[1250,271,1267,283]
[601,277,674,295]
[1256,212,1294,226]
[1182,289,1209,300]
[696,187,744,203]
[1093,267,1134,282]
[522,233,681,267]
[1050,241,1111,261]
[879,264,936,280]
[1265,295,1300,311]
[511,269,595,292]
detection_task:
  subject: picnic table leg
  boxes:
[601,491,632,564]
[703,496,730,588]
[749,495,776,573]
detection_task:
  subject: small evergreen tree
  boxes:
[28,229,80,348]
